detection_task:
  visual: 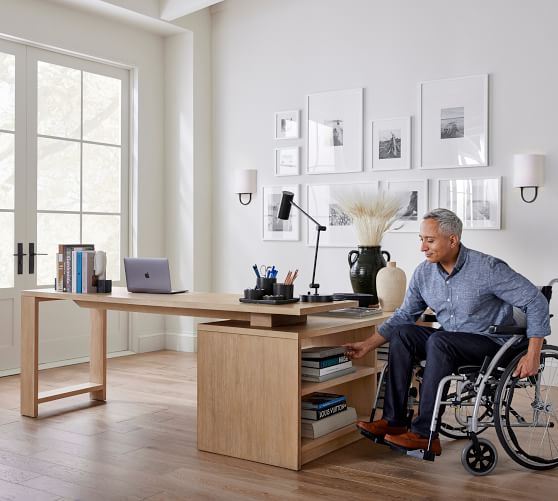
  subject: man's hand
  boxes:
[512,353,541,378]
[344,340,373,360]
[513,337,544,378]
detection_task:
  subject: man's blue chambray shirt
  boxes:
[378,244,550,344]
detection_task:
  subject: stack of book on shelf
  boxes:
[56,244,96,293]
[301,392,357,439]
[301,346,355,382]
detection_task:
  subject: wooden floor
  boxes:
[0,351,556,500]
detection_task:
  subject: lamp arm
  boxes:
[290,201,325,229]
[309,227,324,294]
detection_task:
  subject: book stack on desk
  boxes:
[301,346,355,382]
[301,392,357,439]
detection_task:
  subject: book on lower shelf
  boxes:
[301,401,347,420]
[301,392,346,410]
[301,366,355,382]
[301,346,346,360]
[301,406,357,439]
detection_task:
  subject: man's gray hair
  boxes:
[422,208,463,238]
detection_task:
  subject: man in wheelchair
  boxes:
[345,208,550,457]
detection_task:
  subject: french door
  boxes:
[0,38,130,372]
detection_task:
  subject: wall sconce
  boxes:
[234,169,257,205]
[513,154,545,203]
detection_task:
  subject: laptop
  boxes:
[124,257,187,294]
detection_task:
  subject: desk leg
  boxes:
[89,308,107,401]
[21,296,39,417]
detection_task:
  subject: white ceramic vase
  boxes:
[376,261,406,312]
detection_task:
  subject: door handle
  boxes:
[12,242,27,275]
[28,242,47,274]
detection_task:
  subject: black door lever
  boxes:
[29,242,47,274]
[13,243,27,275]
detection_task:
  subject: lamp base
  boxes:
[299,293,334,303]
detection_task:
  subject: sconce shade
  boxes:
[513,154,544,188]
[234,169,257,194]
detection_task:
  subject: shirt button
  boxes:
[447,298,450,301]
[450,314,454,318]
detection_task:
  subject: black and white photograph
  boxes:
[262,185,300,240]
[379,128,401,159]
[307,183,377,246]
[437,177,501,229]
[274,147,299,176]
[441,107,464,139]
[274,110,299,139]
[419,74,488,169]
[372,117,411,171]
[307,88,363,174]
[383,179,428,232]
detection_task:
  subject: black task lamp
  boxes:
[277,191,333,302]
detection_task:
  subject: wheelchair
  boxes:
[368,280,558,476]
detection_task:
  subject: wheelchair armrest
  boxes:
[487,325,527,336]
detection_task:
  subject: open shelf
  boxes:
[301,365,378,396]
[301,414,367,465]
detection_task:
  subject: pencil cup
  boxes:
[256,277,276,295]
[244,288,265,300]
[273,283,294,299]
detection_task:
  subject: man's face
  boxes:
[419,218,457,263]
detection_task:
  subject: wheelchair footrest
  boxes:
[359,428,386,444]
[388,443,437,462]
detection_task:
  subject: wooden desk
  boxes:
[20,288,389,470]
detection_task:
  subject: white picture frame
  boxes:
[437,177,501,230]
[306,182,379,247]
[418,74,488,169]
[274,147,300,177]
[274,110,300,139]
[372,116,411,171]
[307,88,363,174]
[262,184,300,241]
[382,179,428,233]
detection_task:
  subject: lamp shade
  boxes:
[233,169,257,194]
[513,154,545,188]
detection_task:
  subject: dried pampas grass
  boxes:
[331,185,406,246]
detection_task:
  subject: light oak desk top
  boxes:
[20,287,359,417]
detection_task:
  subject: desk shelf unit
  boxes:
[197,312,390,470]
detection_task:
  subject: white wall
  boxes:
[0,0,169,350]
[211,0,558,343]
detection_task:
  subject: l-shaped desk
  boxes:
[20,288,390,470]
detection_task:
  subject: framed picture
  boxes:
[307,88,363,174]
[274,110,299,139]
[306,182,378,247]
[382,179,428,233]
[418,74,488,169]
[274,147,299,176]
[437,177,501,230]
[262,184,300,241]
[372,116,411,171]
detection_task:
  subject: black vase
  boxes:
[348,246,391,297]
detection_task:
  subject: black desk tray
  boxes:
[239,298,300,305]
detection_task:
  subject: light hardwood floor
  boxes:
[0,350,556,500]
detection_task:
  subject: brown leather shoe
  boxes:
[384,431,442,456]
[356,419,407,440]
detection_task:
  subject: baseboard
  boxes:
[0,350,135,378]
[136,332,167,353]
[165,331,197,352]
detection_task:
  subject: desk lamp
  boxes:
[277,191,333,302]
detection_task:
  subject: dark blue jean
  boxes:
[382,324,501,437]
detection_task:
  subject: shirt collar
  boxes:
[437,243,468,277]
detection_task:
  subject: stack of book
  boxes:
[301,346,355,382]
[301,392,357,439]
[56,244,96,293]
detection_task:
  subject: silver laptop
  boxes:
[124,257,187,294]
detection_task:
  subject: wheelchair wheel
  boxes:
[461,438,498,476]
[494,345,558,471]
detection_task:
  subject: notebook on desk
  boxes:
[124,257,187,294]
[317,307,383,318]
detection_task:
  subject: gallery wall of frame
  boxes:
[265,74,500,245]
